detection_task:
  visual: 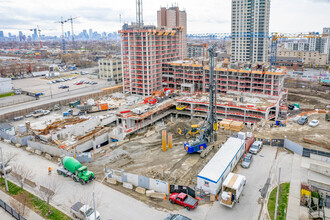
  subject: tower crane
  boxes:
[29,26,42,49]
[65,16,79,49]
[56,17,68,54]
[184,44,218,158]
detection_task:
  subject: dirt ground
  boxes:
[288,88,330,109]
[88,118,230,187]
[254,112,330,152]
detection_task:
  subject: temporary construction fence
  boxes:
[285,139,303,155]
[0,198,27,220]
[256,137,329,162]
[169,185,196,198]
[0,131,33,146]
[105,168,170,195]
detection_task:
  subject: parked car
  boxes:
[165,214,191,220]
[309,119,319,127]
[241,153,253,168]
[169,193,198,211]
[76,82,83,85]
[25,114,33,118]
[43,110,50,115]
[298,115,309,125]
[13,116,24,121]
[249,141,263,154]
[70,202,100,220]
[59,85,69,89]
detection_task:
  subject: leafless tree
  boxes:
[0,152,17,185]
[9,191,30,217]
[37,178,60,215]
[11,163,35,190]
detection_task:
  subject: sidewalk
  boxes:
[0,189,44,220]
[286,154,309,220]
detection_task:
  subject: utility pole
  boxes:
[49,85,53,99]
[274,167,281,220]
[0,148,9,192]
[93,191,96,220]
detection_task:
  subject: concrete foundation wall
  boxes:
[105,168,170,195]
[27,140,73,157]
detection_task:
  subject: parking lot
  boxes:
[12,74,107,97]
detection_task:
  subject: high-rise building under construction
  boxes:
[119,24,184,96]
[157,6,187,58]
[231,0,270,63]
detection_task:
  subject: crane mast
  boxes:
[184,44,218,157]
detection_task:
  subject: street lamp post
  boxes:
[49,85,53,99]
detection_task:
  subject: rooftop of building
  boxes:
[166,59,287,75]
[119,23,184,33]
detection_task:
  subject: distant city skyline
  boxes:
[0,0,329,37]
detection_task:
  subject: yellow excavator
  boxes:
[177,125,200,139]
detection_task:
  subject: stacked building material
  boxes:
[220,119,233,129]
[230,121,244,131]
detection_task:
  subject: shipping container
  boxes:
[99,103,109,111]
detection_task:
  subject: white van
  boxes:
[220,172,246,208]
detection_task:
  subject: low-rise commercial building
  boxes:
[270,57,303,71]
[277,50,328,67]
[98,58,122,83]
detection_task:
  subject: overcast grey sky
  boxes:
[0,0,329,36]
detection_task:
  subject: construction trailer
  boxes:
[197,137,245,195]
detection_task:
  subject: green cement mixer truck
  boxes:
[57,156,95,185]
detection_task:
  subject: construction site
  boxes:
[3,40,328,190]
[0,1,330,219]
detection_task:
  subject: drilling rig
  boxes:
[184,44,218,158]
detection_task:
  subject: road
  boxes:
[0,82,115,118]
[1,142,168,220]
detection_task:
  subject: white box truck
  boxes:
[220,172,246,208]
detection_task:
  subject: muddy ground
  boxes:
[89,118,230,187]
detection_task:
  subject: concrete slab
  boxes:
[150,192,166,200]
[123,182,133,190]
[146,190,155,197]
[135,187,146,195]
[106,177,117,185]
